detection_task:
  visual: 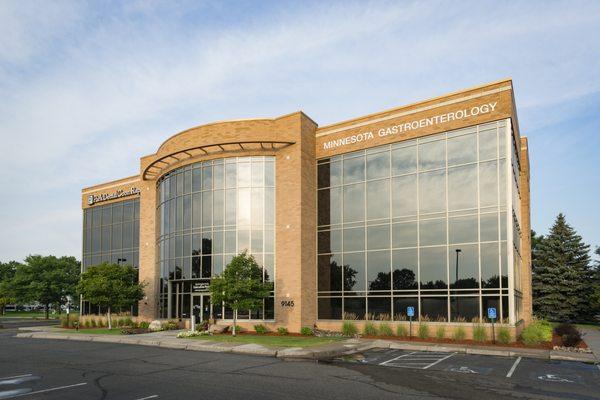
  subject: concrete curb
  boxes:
[14,332,598,364]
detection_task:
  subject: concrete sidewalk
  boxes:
[14,328,597,363]
[581,328,600,362]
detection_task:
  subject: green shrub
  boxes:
[520,320,552,345]
[396,324,408,337]
[163,320,179,330]
[497,327,511,344]
[277,327,288,335]
[138,321,150,329]
[417,323,429,339]
[84,319,91,328]
[342,321,358,337]
[472,325,487,342]
[59,315,70,328]
[453,326,466,341]
[554,323,582,347]
[122,317,133,327]
[91,319,97,328]
[435,325,445,340]
[300,326,313,336]
[379,323,393,337]
[363,321,378,336]
[254,324,268,334]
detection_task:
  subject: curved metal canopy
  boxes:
[143,140,294,180]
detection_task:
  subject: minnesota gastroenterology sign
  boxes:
[321,102,498,150]
[87,187,141,205]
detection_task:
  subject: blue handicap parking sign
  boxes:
[487,307,497,319]
[407,306,415,317]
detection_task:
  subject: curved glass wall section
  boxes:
[157,156,275,320]
[317,121,511,323]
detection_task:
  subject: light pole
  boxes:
[455,249,461,319]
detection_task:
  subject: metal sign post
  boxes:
[487,307,497,344]
[407,307,415,340]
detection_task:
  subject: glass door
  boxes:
[191,294,211,324]
[201,294,211,322]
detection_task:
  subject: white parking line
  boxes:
[423,353,456,369]
[506,357,522,378]
[0,375,31,381]
[379,351,417,366]
[8,382,87,398]
[134,396,159,400]
[380,351,456,370]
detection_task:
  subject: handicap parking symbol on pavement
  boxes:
[538,374,574,383]
[450,366,478,374]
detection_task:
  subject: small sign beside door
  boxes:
[192,282,210,292]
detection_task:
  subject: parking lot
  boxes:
[339,348,600,399]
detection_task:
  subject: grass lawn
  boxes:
[56,328,123,335]
[550,322,600,331]
[183,334,346,348]
[1,311,58,319]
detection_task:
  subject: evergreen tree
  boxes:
[532,214,591,322]
[590,247,600,320]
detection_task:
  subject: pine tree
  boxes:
[532,214,591,322]
[590,247,600,320]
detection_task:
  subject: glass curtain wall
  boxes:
[317,121,512,323]
[82,198,140,314]
[157,156,275,320]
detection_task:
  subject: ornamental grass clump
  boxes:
[472,325,487,342]
[342,321,358,337]
[396,325,408,337]
[497,327,511,344]
[435,325,445,340]
[379,322,393,337]
[363,321,378,336]
[452,326,466,341]
[417,323,429,339]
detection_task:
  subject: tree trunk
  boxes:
[232,308,237,336]
[45,303,49,320]
[107,306,112,330]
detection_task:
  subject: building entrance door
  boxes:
[191,294,211,326]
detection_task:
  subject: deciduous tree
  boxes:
[0,261,19,315]
[10,256,80,319]
[209,252,271,336]
[77,263,145,329]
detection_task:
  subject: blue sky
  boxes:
[0,0,599,262]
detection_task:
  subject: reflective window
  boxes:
[316,122,512,322]
[156,156,275,320]
[82,198,140,275]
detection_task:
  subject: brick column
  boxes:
[138,179,158,320]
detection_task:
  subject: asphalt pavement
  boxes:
[0,323,599,400]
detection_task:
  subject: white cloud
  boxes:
[0,1,599,261]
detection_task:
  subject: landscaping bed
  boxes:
[179,333,346,348]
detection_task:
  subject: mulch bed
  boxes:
[551,332,588,349]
